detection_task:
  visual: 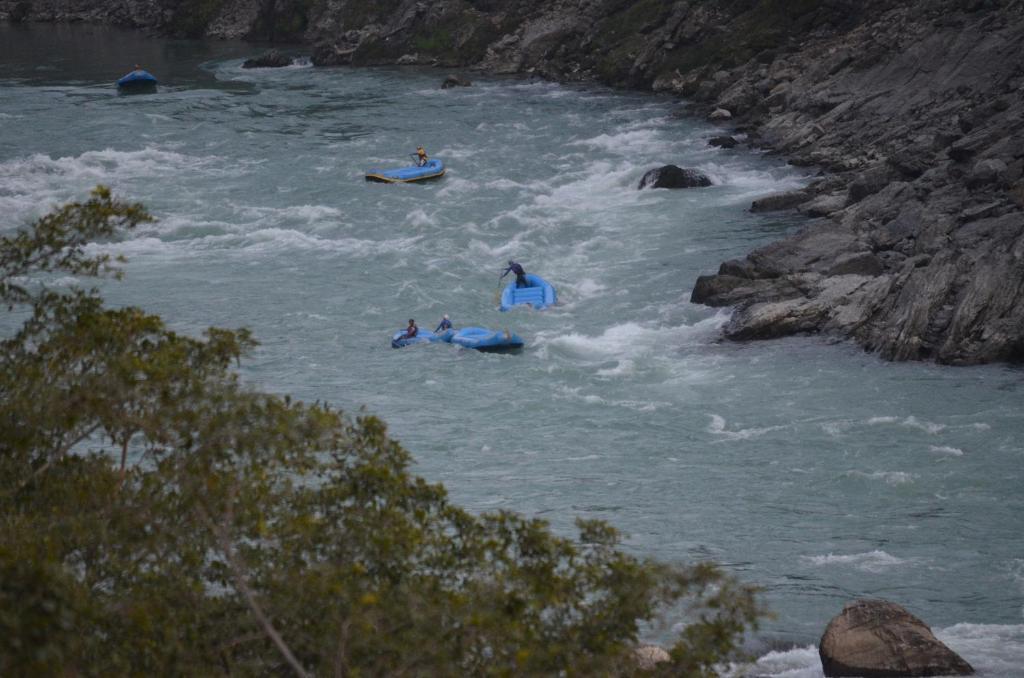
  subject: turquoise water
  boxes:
[2,25,1022,675]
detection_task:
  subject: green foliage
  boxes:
[414,29,455,54]
[0,188,764,674]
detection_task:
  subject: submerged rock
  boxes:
[819,600,974,677]
[709,135,739,148]
[638,165,712,190]
[441,74,472,88]
[242,50,292,69]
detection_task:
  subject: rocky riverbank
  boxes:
[3,0,1023,364]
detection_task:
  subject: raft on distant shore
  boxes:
[366,159,445,183]
[499,274,556,311]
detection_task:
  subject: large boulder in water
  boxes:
[819,599,974,677]
[441,74,472,88]
[638,165,712,190]
[242,50,292,69]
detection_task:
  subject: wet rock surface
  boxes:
[819,599,974,677]
[638,165,712,190]
[242,49,291,68]
[6,0,1024,363]
[441,73,471,88]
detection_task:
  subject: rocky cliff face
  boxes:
[5,0,1024,363]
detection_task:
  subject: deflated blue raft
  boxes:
[391,328,455,349]
[366,158,445,184]
[499,273,557,311]
[116,69,158,91]
[450,327,524,353]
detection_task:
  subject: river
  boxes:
[1,24,1022,675]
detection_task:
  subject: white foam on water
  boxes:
[936,623,1024,676]
[483,178,530,191]
[537,320,706,361]
[707,414,786,441]
[803,549,909,573]
[532,159,656,213]
[971,422,992,430]
[83,228,424,259]
[0,147,231,222]
[435,145,477,160]
[436,176,480,198]
[553,386,669,412]
[725,645,822,678]
[571,277,607,299]
[843,470,917,486]
[699,160,809,200]
[929,445,965,457]
[867,415,900,425]
[568,127,670,156]
[821,420,852,437]
[596,359,635,378]
[901,415,946,434]
[404,208,437,228]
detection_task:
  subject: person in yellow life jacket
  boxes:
[415,146,428,167]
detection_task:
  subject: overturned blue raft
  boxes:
[450,327,524,353]
[366,158,445,184]
[116,69,157,92]
[499,273,557,311]
[391,328,455,349]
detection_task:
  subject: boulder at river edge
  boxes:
[242,50,292,69]
[819,600,974,677]
[638,165,712,190]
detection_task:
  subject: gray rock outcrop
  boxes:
[638,165,712,190]
[819,599,974,677]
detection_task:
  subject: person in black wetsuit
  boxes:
[435,314,452,332]
[501,260,528,288]
[401,319,418,340]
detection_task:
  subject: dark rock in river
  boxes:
[709,135,739,149]
[242,50,292,69]
[819,599,974,677]
[441,74,472,88]
[638,165,712,190]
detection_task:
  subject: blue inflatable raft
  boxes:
[366,158,445,184]
[391,328,455,349]
[116,69,158,91]
[450,327,524,353]
[499,273,557,311]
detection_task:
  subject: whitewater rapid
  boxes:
[2,25,1022,675]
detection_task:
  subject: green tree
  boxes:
[0,187,763,676]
